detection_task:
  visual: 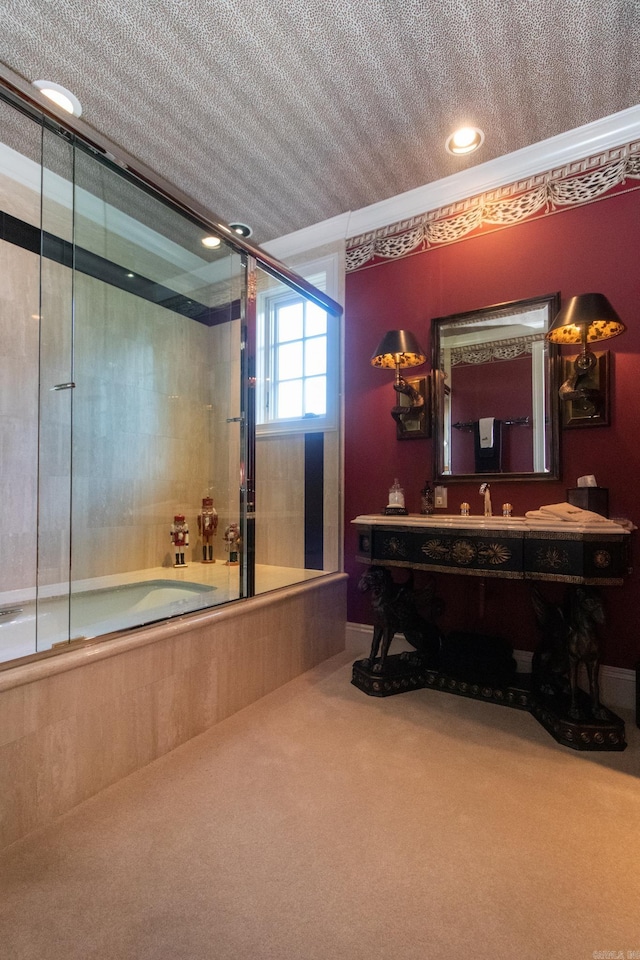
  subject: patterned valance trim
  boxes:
[346,143,640,273]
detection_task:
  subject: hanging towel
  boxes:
[473,418,502,472]
[479,417,494,448]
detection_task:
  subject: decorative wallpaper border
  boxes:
[346,141,640,272]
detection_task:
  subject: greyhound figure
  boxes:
[531,584,607,720]
[358,565,441,673]
[567,586,607,720]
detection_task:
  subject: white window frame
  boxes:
[256,254,339,436]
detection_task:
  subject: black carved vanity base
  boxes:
[531,689,626,751]
[352,655,531,709]
[351,656,627,751]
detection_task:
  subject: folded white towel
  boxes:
[525,502,608,523]
[478,417,494,449]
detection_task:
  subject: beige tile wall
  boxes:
[255,435,306,568]
[0,243,40,592]
[254,429,341,573]
[67,274,225,581]
[0,573,347,850]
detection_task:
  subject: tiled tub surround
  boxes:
[0,573,347,850]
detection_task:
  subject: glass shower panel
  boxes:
[36,126,76,651]
[68,147,245,640]
[0,100,43,661]
[253,263,340,594]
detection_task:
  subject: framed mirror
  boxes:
[431,293,561,482]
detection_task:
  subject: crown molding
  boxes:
[266,105,640,257]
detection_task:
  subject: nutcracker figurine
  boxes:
[197,496,218,563]
[170,514,189,567]
[223,522,241,566]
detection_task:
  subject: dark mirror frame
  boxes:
[431,293,562,483]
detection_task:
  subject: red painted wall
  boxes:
[345,189,640,669]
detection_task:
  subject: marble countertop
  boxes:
[352,513,631,534]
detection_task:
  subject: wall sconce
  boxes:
[370,329,427,432]
[546,293,625,411]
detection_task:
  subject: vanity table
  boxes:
[352,513,631,750]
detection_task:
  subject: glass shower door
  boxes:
[35,125,76,652]
[65,145,246,641]
[0,98,44,661]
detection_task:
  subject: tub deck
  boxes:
[0,562,328,665]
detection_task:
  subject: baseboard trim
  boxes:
[346,622,636,712]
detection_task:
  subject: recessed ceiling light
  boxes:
[229,222,253,238]
[445,126,484,156]
[201,236,222,248]
[32,80,82,117]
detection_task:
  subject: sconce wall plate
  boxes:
[561,351,610,428]
[394,375,431,439]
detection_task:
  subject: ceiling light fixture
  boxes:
[229,222,253,238]
[445,126,484,156]
[32,80,82,117]
[201,236,222,248]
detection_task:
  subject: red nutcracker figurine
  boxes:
[170,514,189,567]
[197,497,218,563]
[223,522,240,566]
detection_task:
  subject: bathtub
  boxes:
[0,579,217,664]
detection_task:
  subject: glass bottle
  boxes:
[388,478,405,509]
[420,481,434,515]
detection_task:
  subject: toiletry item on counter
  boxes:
[384,478,408,515]
[420,481,434,515]
[567,486,609,517]
[460,502,470,517]
[388,479,404,508]
[502,503,513,517]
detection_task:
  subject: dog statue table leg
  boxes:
[353,565,442,690]
[530,584,626,748]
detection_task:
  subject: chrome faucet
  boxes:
[479,482,492,517]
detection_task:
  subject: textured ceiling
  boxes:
[2,0,639,244]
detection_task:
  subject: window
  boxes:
[257,257,339,434]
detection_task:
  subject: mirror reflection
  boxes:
[431,293,560,481]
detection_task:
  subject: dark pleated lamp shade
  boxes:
[546,293,626,345]
[370,329,427,369]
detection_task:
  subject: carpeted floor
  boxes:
[1,648,639,960]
